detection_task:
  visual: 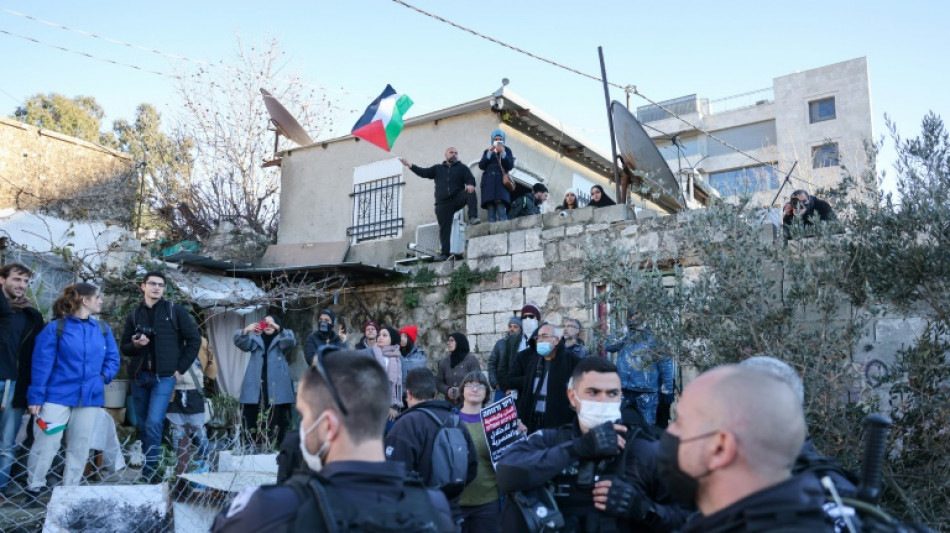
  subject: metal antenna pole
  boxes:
[598,47,622,202]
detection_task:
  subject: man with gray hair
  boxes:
[510,323,582,433]
[660,365,834,532]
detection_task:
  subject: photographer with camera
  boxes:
[121,271,201,483]
[497,356,689,532]
[782,189,835,238]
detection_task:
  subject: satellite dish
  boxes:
[260,89,313,167]
[610,101,684,211]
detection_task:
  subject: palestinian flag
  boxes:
[37,417,66,435]
[351,85,413,151]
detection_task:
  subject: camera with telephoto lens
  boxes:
[790,197,800,208]
[134,325,155,340]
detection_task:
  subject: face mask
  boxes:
[577,399,621,429]
[657,431,714,506]
[299,413,330,472]
[536,341,553,356]
[318,322,332,333]
[522,318,539,337]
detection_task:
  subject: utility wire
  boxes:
[0,26,183,79]
[0,7,377,107]
[392,0,819,190]
[391,0,625,90]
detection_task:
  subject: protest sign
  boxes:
[481,395,526,467]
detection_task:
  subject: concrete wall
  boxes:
[278,108,614,267]
[0,116,134,222]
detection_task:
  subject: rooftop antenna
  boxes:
[260,88,314,168]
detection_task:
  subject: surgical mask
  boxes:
[522,318,539,338]
[299,413,330,472]
[536,341,553,356]
[318,322,332,333]
[577,399,621,429]
[656,431,716,506]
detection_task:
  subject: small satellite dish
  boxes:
[260,88,313,167]
[610,101,684,211]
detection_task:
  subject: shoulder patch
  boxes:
[225,486,260,518]
[385,445,394,457]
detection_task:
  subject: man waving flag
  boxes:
[351,84,413,152]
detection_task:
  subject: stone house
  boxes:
[272,86,675,270]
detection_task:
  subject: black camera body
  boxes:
[790,197,800,208]
[134,325,155,340]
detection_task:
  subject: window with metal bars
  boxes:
[347,175,404,243]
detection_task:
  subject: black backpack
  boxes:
[287,472,443,532]
[417,408,470,490]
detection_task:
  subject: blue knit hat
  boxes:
[508,316,523,328]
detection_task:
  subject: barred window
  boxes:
[347,175,404,243]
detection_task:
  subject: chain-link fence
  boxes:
[0,413,278,533]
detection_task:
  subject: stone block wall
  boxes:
[0,117,134,223]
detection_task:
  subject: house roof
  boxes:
[284,87,616,179]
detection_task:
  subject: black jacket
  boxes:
[384,399,478,500]
[211,460,455,533]
[11,306,45,409]
[120,299,201,377]
[496,421,691,532]
[783,195,835,226]
[509,193,542,218]
[506,342,582,433]
[679,473,834,533]
[303,330,344,366]
[409,160,477,204]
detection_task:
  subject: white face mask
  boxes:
[522,318,539,338]
[577,399,622,429]
[299,412,330,472]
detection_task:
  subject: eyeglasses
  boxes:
[562,324,579,329]
[464,383,487,390]
[311,356,349,416]
[538,333,556,339]
[145,281,166,288]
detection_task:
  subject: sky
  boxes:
[1,1,947,196]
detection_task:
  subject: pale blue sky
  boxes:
[2,1,947,195]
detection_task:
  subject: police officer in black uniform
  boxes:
[211,351,455,532]
[662,365,834,533]
[496,356,690,532]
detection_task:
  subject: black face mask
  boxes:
[318,322,332,334]
[656,431,716,506]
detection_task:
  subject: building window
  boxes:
[348,174,404,244]
[572,174,597,206]
[809,97,836,123]
[812,143,839,168]
[708,164,779,196]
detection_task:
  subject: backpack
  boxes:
[287,472,443,532]
[417,408,470,490]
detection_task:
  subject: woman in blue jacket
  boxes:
[234,315,296,450]
[25,283,120,495]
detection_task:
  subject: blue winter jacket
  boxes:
[606,329,674,394]
[27,315,120,407]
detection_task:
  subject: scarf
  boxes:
[8,294,33,311]
[448,332,470,368]
[373,344,403,408]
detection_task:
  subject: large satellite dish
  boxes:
[611,101,684,211]
[260,88,313,167]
